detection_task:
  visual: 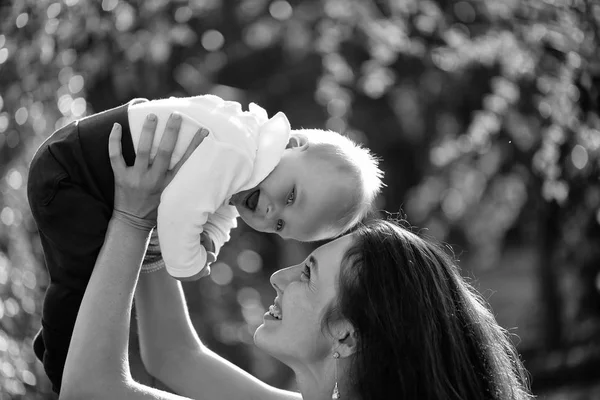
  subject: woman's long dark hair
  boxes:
[323,219,532,400]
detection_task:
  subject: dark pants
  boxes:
[27,101,139,393]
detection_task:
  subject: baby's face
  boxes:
[230,148,351,241]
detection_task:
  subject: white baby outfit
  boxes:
[127,95,290,278]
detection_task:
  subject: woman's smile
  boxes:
[265,297,283,320]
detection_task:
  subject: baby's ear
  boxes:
[287,132,309,150]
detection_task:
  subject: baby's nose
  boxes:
[265,203,280,219]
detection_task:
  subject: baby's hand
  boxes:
[201,231,216,264]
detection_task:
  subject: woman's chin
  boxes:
[253,325,270,350]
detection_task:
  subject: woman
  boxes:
[59,117,532,399]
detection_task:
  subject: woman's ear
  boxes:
[333,321,358,358]
[286,132,309,150]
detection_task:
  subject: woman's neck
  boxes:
[291,358,356,400]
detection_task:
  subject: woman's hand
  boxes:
[109,113,208,224]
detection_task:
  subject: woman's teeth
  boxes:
[268,304,282,319]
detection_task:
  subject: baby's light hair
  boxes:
[293,128,384,239]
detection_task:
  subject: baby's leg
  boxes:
[27,103,137,393]
[27,127,113,393]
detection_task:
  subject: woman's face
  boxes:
[254,234,354,366]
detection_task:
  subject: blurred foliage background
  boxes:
[0,0,599,398]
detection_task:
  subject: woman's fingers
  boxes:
[134,113,158,169]
[152,113,183,173]
[171,127,209,176]
[108,123,126,173]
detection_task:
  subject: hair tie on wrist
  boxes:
[113,209,156,231]
[141,259,165,273]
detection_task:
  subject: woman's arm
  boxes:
[60,216,190,400]
[135,268,301,400]
[60,115,203,400]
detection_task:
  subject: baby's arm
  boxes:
[203,204,238,259]
[157,136,252,280]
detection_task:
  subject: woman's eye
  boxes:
[286,188,295,205]
[301,264,311,280]
[276,219,285,232]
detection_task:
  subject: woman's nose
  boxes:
[270,265,298,291]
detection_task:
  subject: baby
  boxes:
[27,94,383,392]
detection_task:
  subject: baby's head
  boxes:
[231,129,383,241]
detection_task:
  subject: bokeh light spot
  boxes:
[22,296,35,314]
[22,270,37,290]
[4,297,20,317]
[71,97,87,117]
[116,4,135,31]
[47,3,62,19]
[244,23,274,49]
[21,370,36,386]
[269,1,293,21]
[210,262,233,285]
[59,67,73,84]
[238,287,264,325]
[237,287,261,307]
[45,18,59,35]
[68,75,85,93]
[102,0,118,12]
[454,1,476,23]
[175,6,193,23]
[16,13,29,29]
[237,249,262,274]
[571,144,588,169]
[58,94,74,115]
[15,107,28,125]
[61,49,77,66]
[0,48,9,64]
[0,113,9,132]
[1,361,15,378]
[201,30,225,51]
[441,188,466,220]
[0,255,8,284]
[150,36,171,63]
[1,207,15,226]
[6,169,23,190]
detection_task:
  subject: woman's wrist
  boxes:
[112,209,156,232]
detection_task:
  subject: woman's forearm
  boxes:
[62,215,152,393]
[134,267,204,375]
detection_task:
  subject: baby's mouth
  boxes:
[245,189,260,211]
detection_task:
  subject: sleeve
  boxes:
[202,203,239,256]
[156,135,252,280]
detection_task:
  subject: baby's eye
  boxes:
[286,187,295,205]
[276,219,285,232]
